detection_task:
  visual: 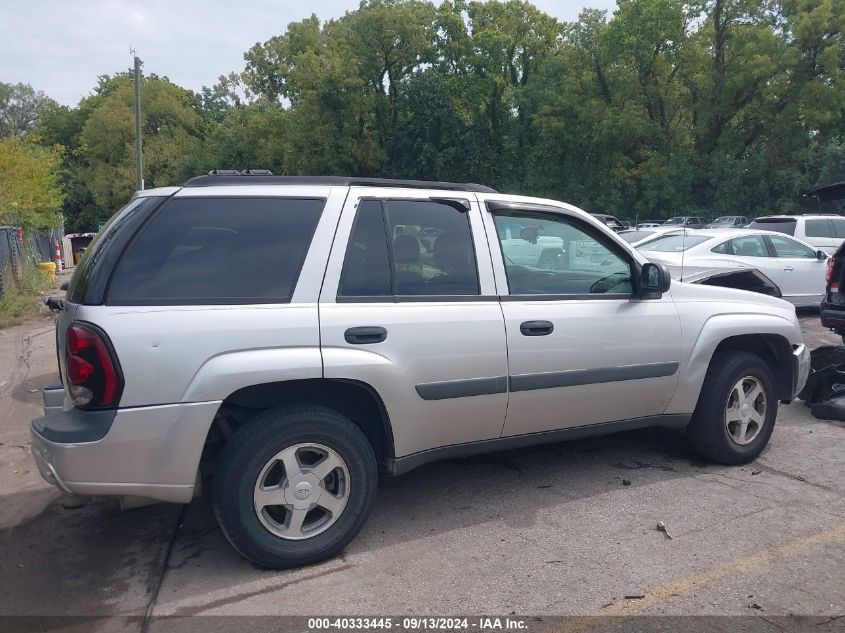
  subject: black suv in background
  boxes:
[813,182,845,342]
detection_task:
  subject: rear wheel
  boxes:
[213,405,378,568]
[687,351,778,464]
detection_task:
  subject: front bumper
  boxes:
[30,398,220,504]
[792,343,811,401]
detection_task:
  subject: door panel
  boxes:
[320,190,508,457]
[481,201,683,437]
[767,234,826,303]
[500,297,682,435]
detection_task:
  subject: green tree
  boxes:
[0,82,57,138]
[0,136,63,228]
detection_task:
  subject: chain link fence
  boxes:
[0,226,60,298]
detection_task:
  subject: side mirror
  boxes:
[640,262,671,297]
[817,250,828,261]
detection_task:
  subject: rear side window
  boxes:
[832,218,845,238]
[67,196,164,304]
[338,199,480,298]
[107,197,323,304]
[748,218,796,236]
[805,219,833,238]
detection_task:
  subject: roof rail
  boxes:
[183,174,497,193]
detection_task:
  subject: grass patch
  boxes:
[0,293,42,328]
[0,265,54,329]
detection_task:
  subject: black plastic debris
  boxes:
[798,345,845,421]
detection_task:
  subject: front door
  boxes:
[319,189,509,458]
[481,200,683,437]
[766,234,827,304]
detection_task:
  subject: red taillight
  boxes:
[65,323,122,408]
[827,258,839,290]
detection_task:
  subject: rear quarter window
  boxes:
[67,196,166,304]
[107,197,324,305]
[748,218,796,236]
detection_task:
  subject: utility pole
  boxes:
[131,48,143,191]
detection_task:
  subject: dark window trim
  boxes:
[485,201,637,299]
[337,196,482,302]
[104,196,326,306]
[336,295,499,303]
[499,293,633,302]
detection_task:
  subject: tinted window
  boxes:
[805,219,833,238]
[831,218,845,238]
[711,241,729,254]
[338,200,391,297]
[493,211,632,295]
[748,218,796,236]
[769,235,816,258]
[730,235,770,257]
[67,197,164,304]
[639,235,709,252]
[338,199,480,297]
[108,197,323,304]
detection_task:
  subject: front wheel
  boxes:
[687,351,778,464]
[212,405,378,568]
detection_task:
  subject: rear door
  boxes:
[481,198,683,436]
[319,189,508,458]
[717,234,784,289]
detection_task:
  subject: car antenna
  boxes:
[680,223,687,282]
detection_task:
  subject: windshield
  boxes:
[638,234,710,252]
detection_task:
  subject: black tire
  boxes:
[687,351,778,465]
[212,405,378,569]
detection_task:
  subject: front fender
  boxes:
[665,312,800,414]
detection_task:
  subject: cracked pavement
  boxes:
[0,292,843,630]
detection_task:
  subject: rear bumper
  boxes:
[30,399,220,504]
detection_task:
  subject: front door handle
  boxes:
[520,320,554,336]
[783,266,795,271]
[344,326,387,344]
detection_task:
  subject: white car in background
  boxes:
[748,215,845,254]
[619,226,685,247]
[638,229,829,307]
[496,219,566,268]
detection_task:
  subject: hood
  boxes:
[669,278,794,312]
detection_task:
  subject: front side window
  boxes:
[108,197,324,304]
[492,210,632,296]
[769,235,816,259]
[338,199,480,298]
[729,235,770,257]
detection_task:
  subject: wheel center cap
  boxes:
[741,403,751,418]
[294,482,312,500]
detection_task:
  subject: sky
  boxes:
[1,0,617,107]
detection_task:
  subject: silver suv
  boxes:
[31,174,810,568]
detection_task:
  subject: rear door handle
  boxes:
[520,320,554,336]
[783,266,795,272]
[344,326,387,344]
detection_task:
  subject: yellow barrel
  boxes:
[37,262,57,281]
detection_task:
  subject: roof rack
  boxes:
[183,173,497,193]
